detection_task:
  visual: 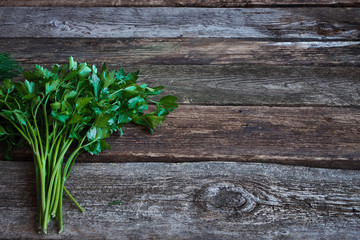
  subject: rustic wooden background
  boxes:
[0,0,360,239]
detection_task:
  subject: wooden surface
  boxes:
[1,0,359,7]
[1,161,360,239]
[7,106,360,169]
[1,2,360,239]
[1,8,359,40]
[2,39,360,66]
[11,64,360,106]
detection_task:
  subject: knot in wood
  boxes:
[196,183,256,215]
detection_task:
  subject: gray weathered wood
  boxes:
[90,65,360,106]
[1,161,360,239]
[11,64,360,106]
[2,38,360,66]
[80,64,360,106]
[6,106,360,169]
[1,7,359,40]
[1,0,359,7]
[141,65,360,106]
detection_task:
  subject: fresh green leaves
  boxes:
[157,96,179,116]
[1,56,178,155]
[0,125,7,136]
[0,56,178,233]
[0,53,22,81]
[159,96,178,111]
[0,54,25,160]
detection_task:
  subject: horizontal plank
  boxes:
[13,64,360,106]
[139,65,360,106]
[1,0,359,7]
[0,8,359,40]
[2,38,360,66]
[1,161,359,239]
[6,106,360,169]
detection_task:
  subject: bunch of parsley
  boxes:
[0,57,177,234]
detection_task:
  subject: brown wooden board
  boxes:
[1,161,360,239]
[135,65,360,106]
[5,106,360,169]
[2,38,360,67]
[0,8,359,40]
[13,64,360,106]
[0,0,359,7]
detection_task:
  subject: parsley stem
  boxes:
[57,180,64,234]
[50,172,61,218]
[43,157,62,229]
[146,97,158,104]
[64,186,84,213]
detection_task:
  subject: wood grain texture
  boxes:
[10,64,360,106]
[2,38,360,66]
[1,0,359,7]
[1,7,359,40]
[138,65,360,106]
[5,106,360,169]
[1,161,360,239]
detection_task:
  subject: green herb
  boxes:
[0,54,24,160]
[0,53,22,81]
[0,57,178,234]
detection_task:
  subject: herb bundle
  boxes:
[0,56,178,234]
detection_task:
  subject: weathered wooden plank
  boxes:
[6,106,360,169]
[140,65,360,106]
[2,38,360,66]
[4,39,359,105]
[12,64,360,106]
[1,8,359,40]
[1,161,359,239]
[1,0,359,7]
